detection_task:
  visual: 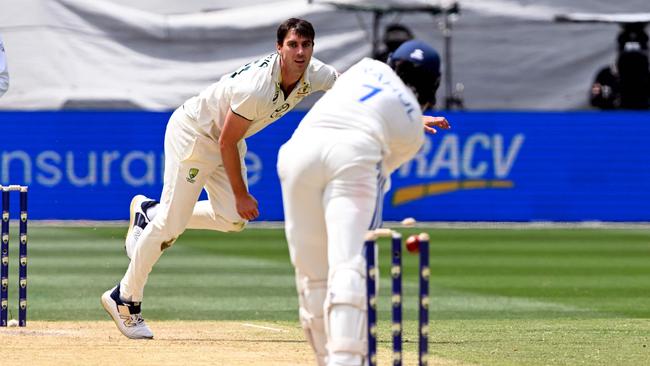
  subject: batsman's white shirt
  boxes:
[277,58,424,366]
[120,53,337,303]
[0,34,8,97]
[292,57,424,176]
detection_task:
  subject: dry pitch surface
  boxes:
[0,321,466,366]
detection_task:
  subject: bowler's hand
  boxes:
[423,116,450,134]
[236,193,259,221]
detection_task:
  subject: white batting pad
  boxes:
[325,256,368,365]
[296,274,328,366]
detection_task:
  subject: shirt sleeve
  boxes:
[229,84,259,121]
[0,36,8,97]
[383,133,424,175]
[309,58,338,92]
[380,90,425,174]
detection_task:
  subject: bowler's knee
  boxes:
[149,215,186,249]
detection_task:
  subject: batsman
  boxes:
[278,40,450,365]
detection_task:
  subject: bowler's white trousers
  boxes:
[278,127,384,366]
[121,108,247,302]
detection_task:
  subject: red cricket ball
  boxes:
[405,234,420,254]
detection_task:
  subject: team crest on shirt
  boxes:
[270,103,290,119]
[296,82,311,96]
[186,168,199,183]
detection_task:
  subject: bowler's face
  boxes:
[277,29,313,75]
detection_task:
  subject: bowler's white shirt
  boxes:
[295,58,424,175]
[0,34,8,97]
[182,52,337,141]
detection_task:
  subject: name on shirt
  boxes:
[362,66,417,122]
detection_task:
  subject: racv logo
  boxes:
[392,133,525,205]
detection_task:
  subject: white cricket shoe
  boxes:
[125,195,158,259]
[101,285,154,339]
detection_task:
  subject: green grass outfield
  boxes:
[8,226,650,365]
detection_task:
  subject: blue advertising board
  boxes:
[0,111,649,221]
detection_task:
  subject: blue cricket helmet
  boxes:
[388,40,441,108]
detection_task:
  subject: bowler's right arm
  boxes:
[219,108,259,221]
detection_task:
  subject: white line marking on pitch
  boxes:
[0,329,77,336]
[241,323,287,332]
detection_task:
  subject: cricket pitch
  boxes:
[0,321,466,366]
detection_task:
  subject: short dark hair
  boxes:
[277,18,315,45]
